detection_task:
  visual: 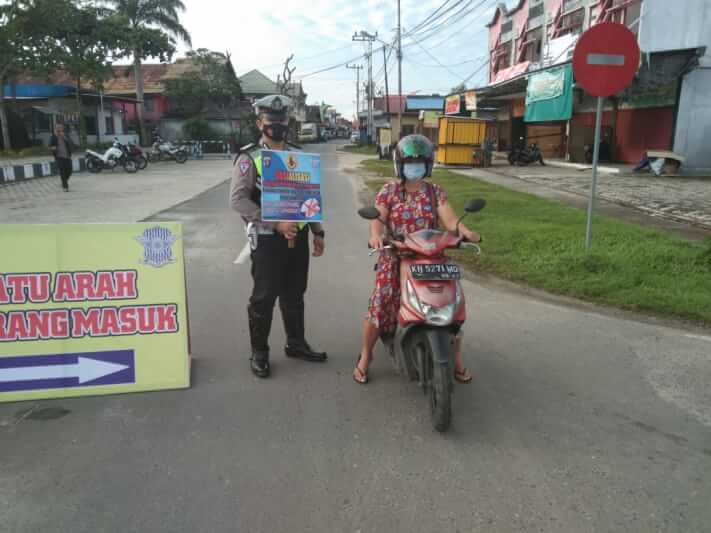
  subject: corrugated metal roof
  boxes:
[406,96,444,110]
[239,69,279,95]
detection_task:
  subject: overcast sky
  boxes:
[163,0,510,119]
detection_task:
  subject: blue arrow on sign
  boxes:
[0,350,135,393]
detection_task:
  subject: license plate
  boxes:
[410,264,460,280]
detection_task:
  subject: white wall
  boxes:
[639,0,711,53]
[673,66,711,175]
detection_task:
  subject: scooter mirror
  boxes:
[464,198,486,213]
[358,207,381,220]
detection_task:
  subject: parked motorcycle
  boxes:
[148,136,188,164]
[85,138,138,173]
[358,198,486,432]
[508,137,545,166]
[127,142,148,170]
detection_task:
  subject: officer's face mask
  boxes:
[260,116,289,142]
[402,162,427,181]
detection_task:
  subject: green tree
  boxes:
[106,0,191,144]
[0,0,66,150]
[57,3,125,145]
[450,82,467,94]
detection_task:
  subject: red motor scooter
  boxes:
[358,198,485,432]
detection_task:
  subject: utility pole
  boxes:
[346,64,362,126]
[353,30,377,144]
[382,46,390,115]
[397,0,403,140]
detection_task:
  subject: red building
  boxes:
[472,0,683,164]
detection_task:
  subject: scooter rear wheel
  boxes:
[86,158,102,173]
[123,159,138,173]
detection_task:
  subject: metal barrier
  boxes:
[180,140,231,160]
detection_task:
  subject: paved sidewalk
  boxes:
[0,159,233,224]
[441,162,711,241]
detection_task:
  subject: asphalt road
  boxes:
[1,142,710,532]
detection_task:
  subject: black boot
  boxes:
[247,305,272,378]
[281,303,327,362]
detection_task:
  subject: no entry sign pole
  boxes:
[573,22,640,250]
[585,96,604,250]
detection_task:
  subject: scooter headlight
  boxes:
[425,303,456,326]
[406,279,423,314]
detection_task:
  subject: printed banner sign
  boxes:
[445,95,461,115]
[422,111,441,128]
[0,223,190,403]
[261,150,323,222]
[524,64,574,123]
[526,66,566,104]
[464,90,477,111]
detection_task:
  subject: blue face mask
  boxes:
[403,162,426,181]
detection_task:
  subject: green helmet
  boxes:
[394,134,435,179]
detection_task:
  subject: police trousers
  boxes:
[247,228,310,353]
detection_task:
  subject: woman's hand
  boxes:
[461,227,481,243]
[369,234,384,250]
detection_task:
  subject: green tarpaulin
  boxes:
[524,64,573,123]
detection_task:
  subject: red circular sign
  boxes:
[573,22,640,97]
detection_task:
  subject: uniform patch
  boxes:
[238,159,251,176]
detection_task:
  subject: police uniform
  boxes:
[230,95,326,377]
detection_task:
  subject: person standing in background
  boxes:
[49,123,74,192]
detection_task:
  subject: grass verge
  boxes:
[360,159,711,326]
[338,144,379,156]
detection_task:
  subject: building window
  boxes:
[522,27,543,63]
[35,110,51,133]
[144,96,155,112]
[493,41,512,72]
[105,115,115,135]
[402,125,415,136]
[85,116,98,136]
[558,8,585,36]
[500,19,513,42]
[563,0,584,13]
[528,2,545,27]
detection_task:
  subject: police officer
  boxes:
[230,94,327,378]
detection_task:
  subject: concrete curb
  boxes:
[0,157,87,185]
[545,159,621,174]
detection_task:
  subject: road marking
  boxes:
[684,333,711,342]
[587,53,625,66]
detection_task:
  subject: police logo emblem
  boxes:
[135,226,179,268]
[263,155,272,168]
[287,154,298,170]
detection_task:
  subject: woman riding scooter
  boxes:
[353,135,482,384]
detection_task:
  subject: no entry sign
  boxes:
[573,22,640,97]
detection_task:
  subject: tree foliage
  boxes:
[56,3,126,144]
[450,82,467,94]
[0,0,69,149]
[164,48,241,119]
[105,0,191,143]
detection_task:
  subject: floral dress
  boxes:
[366,180,448,333]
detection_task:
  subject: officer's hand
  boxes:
[313,236,325,257]
[275,222,298,240]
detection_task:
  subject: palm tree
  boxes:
[106,0,191,144]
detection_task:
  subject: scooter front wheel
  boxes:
[414,332,452,432]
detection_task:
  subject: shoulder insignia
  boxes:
[238,157,252,176]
